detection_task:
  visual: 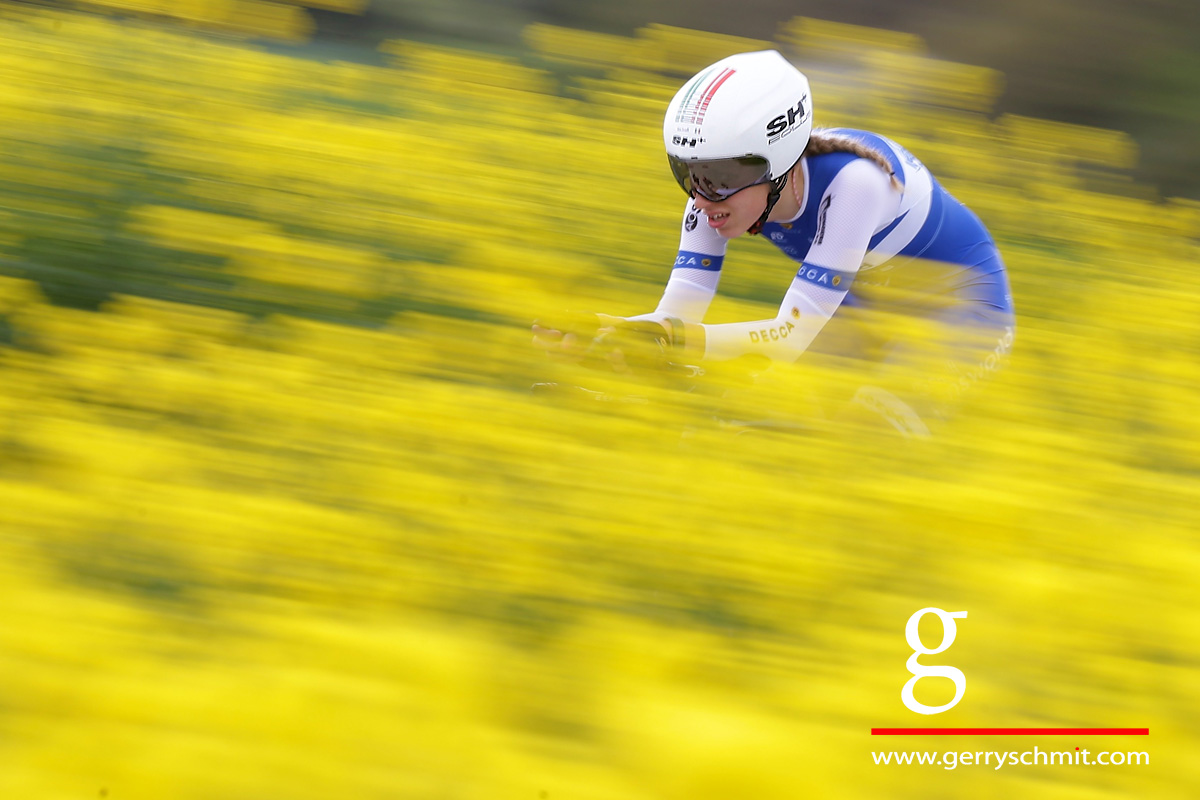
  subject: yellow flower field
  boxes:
[0,6,1196,798]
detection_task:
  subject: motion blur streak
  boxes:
[0,5,1196,800]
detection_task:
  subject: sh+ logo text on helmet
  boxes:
[766,94,808,142]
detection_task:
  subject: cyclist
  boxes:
[535,50,1014,435]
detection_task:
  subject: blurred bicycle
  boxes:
[531,312,818,438]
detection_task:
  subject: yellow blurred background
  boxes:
[0,3,1196,798]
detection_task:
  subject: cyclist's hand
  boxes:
[532,313,621,364]
[583,319,675,374]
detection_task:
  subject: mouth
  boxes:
[708,211,730,228]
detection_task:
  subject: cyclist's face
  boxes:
[691,183,770,238]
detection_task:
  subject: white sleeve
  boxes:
[699,270,851,361]
[625,198,730,324]
[700,160,897,361]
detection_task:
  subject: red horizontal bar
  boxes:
[871,728,1148,736]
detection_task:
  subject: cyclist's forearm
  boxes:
[697,316,821,361]
[625,261,722,326]
[698,271,848,361]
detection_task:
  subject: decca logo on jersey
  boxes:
[902,607,968,715]
[766,94,808,143]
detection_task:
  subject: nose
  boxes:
[692,194,720,212]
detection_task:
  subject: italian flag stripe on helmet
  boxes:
[675,67,736,125]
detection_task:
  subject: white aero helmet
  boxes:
[664,50,811,230]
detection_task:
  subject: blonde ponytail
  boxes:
[804,130,903,191]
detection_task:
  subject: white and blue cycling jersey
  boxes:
[636,128,1014,363]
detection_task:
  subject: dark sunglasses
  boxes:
[667,154,772,202]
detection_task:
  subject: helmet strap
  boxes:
[746,174,789,236]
